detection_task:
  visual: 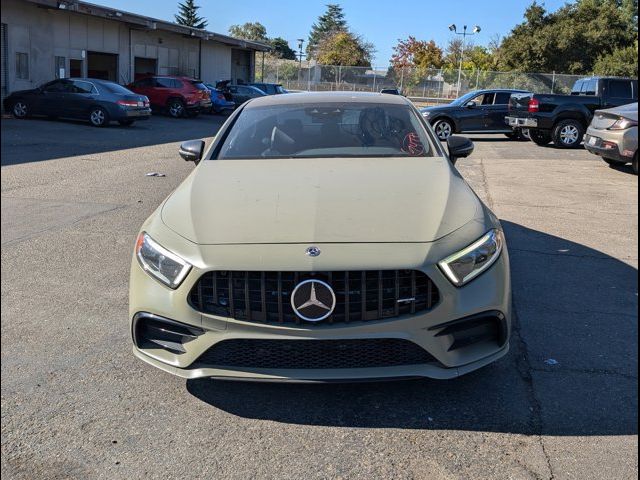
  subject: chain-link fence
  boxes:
[255,59,586,103]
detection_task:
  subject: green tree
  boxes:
[307,4,348,58]
[593,40,639,77]
[174,0,207,29]
[498,0,638,74]
[316,31,374,67]
[270,37,297,60]
[228,22,268,42]
[391,37,443,70]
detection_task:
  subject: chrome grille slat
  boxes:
[189,270,439,325]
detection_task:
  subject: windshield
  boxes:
[217,102,435,159]
[450,91,481,106]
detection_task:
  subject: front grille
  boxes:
[196,338,437,369]
[189,270,439,325]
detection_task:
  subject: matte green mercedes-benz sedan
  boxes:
[129,92,511,382]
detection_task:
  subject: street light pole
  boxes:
[448,24,481,97]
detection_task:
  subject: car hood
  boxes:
[161,157,480,245]
[421,104,455,114]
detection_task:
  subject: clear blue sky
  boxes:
[99,0,571,65]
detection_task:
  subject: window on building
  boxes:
[16,52,29,80]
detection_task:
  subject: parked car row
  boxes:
[3,76,290,127]
[415,76,638,174]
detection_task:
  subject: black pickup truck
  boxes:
[505,77,638,148]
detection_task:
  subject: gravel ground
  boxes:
[1,114,637,479]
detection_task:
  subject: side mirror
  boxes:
[447,135,474,164]
[465,101,477,108]
[179,140,205,163]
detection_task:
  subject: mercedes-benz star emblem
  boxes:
[305,246,321,257]
[291,279,336,322]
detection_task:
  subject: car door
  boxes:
[39,79,73,116]
[457,92,492,131]
[154,77,176,107]
[484,91,513,130]
[67,80,99,118]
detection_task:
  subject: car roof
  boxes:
[472,89,528,94]
[66,77,113,84]
[244,91,412,108]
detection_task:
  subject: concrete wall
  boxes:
[1,0,256,101]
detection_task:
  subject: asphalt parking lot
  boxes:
[1,114,638,479]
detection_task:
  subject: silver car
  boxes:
[585,102,638,174]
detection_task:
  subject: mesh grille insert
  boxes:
[196,338,437,369]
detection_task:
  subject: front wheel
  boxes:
[633,153,638,175]
[11,101,29,119]
[432,119,453,140]
[530,130,552,146]
[89,107,109,127]
[552,119,584,149]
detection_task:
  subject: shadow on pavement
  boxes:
[187,221,638,435]
[0,115,225,166]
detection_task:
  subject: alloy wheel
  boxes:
[169,102,184,118]
[434,120,452,140]
[13,102,27,118]
[90,109,105,126]
[559,125,579,145]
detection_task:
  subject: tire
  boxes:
[11,101,29,119]
[522,128,531,141]
[530,129,552,146]
[432,119,453,140]
[633,153,638,175]
[118,119,135,126]
[552,119,584,149]
[167,99,186,118]
[89,107,109,127]
[602,158,616,166]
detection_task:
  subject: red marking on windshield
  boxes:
[402,132,425,156]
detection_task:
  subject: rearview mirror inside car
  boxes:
[179,140,205,163]
[447,135,474,164]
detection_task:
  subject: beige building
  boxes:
[1,0,270,102]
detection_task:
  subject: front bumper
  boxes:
[506,116,538,128]
[129,236,512,381]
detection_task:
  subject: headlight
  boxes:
[608,117,638,130]
[135,232,191,289]
[438,229,505,287]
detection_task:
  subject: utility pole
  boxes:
[297,38,305,85]
[448,24,481,97]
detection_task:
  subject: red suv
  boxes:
[127,76,211,118]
